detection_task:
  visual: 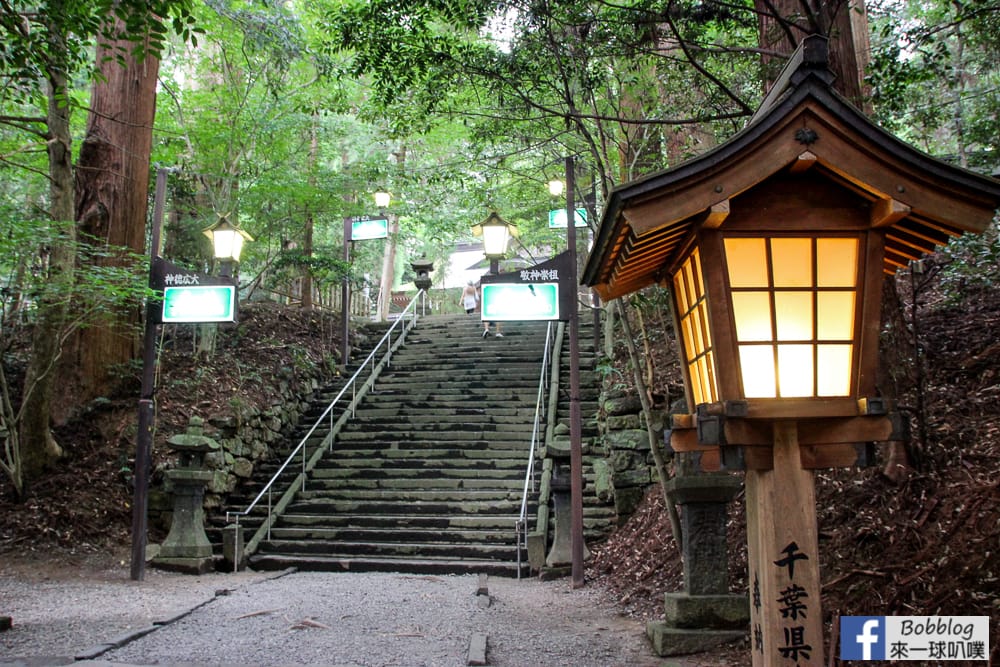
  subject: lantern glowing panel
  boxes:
[672,249,718,406]
[481,220,511,258]
[723,236,859,399]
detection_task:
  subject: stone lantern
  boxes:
[410,258,434,290]
[152,416,220,574]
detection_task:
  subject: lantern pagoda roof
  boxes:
[583,35,1000,302]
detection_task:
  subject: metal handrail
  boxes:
[224,290,426,568]
[515,321,555,578]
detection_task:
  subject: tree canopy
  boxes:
[0,0,997,495]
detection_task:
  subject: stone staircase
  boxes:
[207,319,396,549]
[216,310,617,577]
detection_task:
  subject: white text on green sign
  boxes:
[548,208,587,228]
[162,285,236,323]
[481,283,559,321]
[351,217,389,240]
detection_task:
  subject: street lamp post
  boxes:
[551,158,586,589]
[131,168,169,581]
[132,189,253,581]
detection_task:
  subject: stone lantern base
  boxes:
[151,469,215,575]
[646,471,749,656]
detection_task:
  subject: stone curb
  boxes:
[72,567,298,662]
[468,574,489,665]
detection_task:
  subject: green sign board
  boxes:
[548,207,587,228]
[481,283,559,321]
[350,217,389,240]
[162,285,237,323]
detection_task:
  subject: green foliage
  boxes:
[867,0,999,168]
[937,219,1000,296]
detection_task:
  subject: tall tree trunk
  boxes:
[301,114,319,311]
[375,147,405,322]
[19,31,75,484]
[62,17,159,410]
[756,0,872,109]
[376,217,399,321]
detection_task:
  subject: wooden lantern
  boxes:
[583,36,1000,666]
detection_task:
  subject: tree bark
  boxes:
[62,17,159,410]
[301,114,319,311]
[756,0,872,109]
[19,27,75,484]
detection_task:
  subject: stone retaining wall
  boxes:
[149,373,328,528]
[596,390,670,518]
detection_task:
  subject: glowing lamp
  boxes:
[202,216,253,264]
[472,211,515,261]
[675,234,865,410]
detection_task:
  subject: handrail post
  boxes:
[232,515,239,573]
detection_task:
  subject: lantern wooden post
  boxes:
[745,421,823,666]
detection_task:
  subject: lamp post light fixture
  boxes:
[472,211,514,274]
[374,190,391,209]
[203,216,253,278]
[584,36,1000,665]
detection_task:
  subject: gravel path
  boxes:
[1,559,674,667]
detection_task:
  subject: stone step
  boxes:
[325,442,533,455]
[345,413,540,425]
[310,455,527,470]
[353,399,535,413]
[334,433,534,446]
[310,467,530,482]
[300,477,527,491]
[278,513,523,530]
[370,383,538,395]
[247,553,528,577]
[316,450,531,463]
[296,488,521,503]
[339,421,536,434]
[271,511,611,538]
[284,498,521,515]
[257,538,518,561]
[267,526,517,544]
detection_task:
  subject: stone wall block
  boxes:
[592,459,614,502]
[232,457,253,478]
[604,429,647,450]
[612,467,650,488]
[602,395,643,417]
[605,414,641,431]
[609,449,643,473]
